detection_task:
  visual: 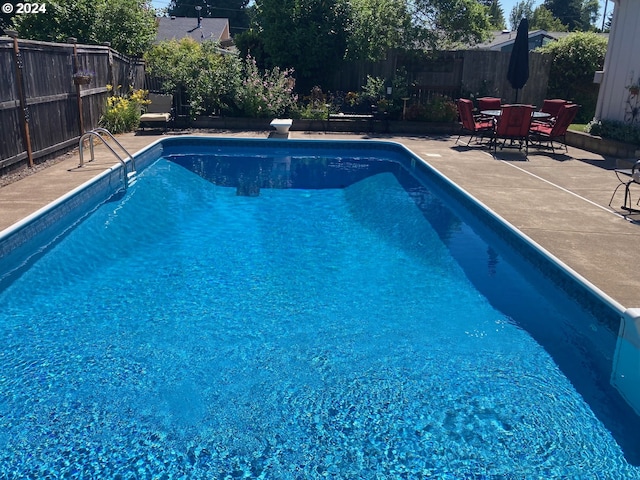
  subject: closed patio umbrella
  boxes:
[507,18,529,103]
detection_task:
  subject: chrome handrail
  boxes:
[78,129,135,190]
[90,127,136,172]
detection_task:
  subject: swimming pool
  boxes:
[1,137,639,477]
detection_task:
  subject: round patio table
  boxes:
[481,110,551,119]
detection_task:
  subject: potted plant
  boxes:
[73,70,93,85]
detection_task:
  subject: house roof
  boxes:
[155,16,231,44]
[475,30,608,51]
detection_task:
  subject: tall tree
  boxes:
[251,0,492,92]
[255,0,350,92]
[477,0,506,30]
[95,0,159,56]
[603,11,613,32]
[1,10,13,34]
[12,0,157,56]
[530,5,567,31]
[509,0,535,31]
[581,0,601,30]
[168,0,250,34]
[487,0,507,30]
[345,0,415,61]
[543,0,583,31]
[411,0,493,49]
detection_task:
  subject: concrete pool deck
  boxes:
[0,130,638,310]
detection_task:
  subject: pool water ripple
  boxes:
[0,158,638,477]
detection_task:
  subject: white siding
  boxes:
[596,0,640,123]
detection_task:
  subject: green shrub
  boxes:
[144,39,242,117]
[361,75,386,103]
[145,40,298,118]
[404,103,428,121]
[404,96,458,122]
[293,86,329,119]
[236,56,298,118]
[99,86,150,133]
[586,120,640,145]
[537,32,607,124]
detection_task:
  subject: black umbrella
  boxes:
[507,18,529,103]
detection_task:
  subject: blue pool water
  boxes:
[1,140,639,477]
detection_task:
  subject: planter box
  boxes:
[192,116,272,130]
[565,130,640,159]
[192,116,460,136]
[291,118,329,131]
[193,116,326,131]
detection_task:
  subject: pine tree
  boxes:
[487,0,506,30]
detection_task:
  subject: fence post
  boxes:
[7,30,34,168]
[101,42,114,90]
[68,37,85,135]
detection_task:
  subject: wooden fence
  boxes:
[329,49,551,109]
[0,33,144,172]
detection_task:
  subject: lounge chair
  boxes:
[456,98,494,146]
[609,159,640,213]
[492,104,535,155]
[139,93,173,131]
[529,103,579,153]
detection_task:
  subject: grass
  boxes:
[569,123,588,132]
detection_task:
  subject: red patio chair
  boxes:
[477,97,502,111]
[529,103,579,153]
[477,97,502,121]
[540,99,568,119]
[492,104,535,155]
[456,98,494,146]
[534,99,569,126]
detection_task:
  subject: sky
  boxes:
[151,0,171,14]
[497,0,609,30]
[150,0,610,32]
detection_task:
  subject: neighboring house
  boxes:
[155,16,232,46]
[595,0,640,125]
[477,30,607,52]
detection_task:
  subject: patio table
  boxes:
[481,110,551,119]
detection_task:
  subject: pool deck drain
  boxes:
[0,130,638,310]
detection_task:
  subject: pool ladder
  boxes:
[78,128,137,190]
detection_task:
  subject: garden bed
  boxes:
[565,130,640,159]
